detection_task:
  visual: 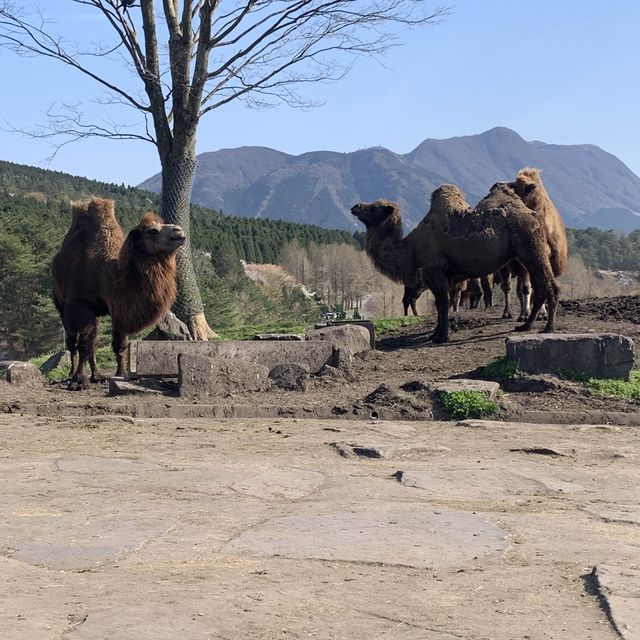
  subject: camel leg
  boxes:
[65,303,98,391]
[450,287,461,313]
[402,290,410,317]
[516,273,532,322]
[514,251,559,334]
[65,332,78,379]
[481,275,493,309]
[88,317,104,383]
[429,275,450,343]
[537,276,559,333]
[112,327,128,378]
[498,267,513,319]
[411,299,419,316]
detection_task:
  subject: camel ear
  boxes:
[382,204,396,217]
[127,227,142,244]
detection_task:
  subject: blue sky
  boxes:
[0,0,638,185]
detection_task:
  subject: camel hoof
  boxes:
[67,375,89,391]
[429,333,449,344]
[514,324,532,333]
[90,373,105,383]
[540,327,554,334]
[502,313,513,320]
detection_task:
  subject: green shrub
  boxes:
[585,370,640,400]
[439,390,500,420]
[481,357,520,380]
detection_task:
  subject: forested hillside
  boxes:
[0,161,355,358]
[2,159,640,360]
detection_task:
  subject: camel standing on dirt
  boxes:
[52,198,186,390]
[352,183,560,343]
[496,168,569,320]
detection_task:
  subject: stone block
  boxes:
[268,363,310,391]
[178,354,270,398]
[306,324,371,360]
[430,379,500,401]
[130,340,333,377]
[314,320,376,348]
[0,361,44,387]
[254,333,304,341]
[506,333,634,380]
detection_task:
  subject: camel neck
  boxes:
[364,219,413,284]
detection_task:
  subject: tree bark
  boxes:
[160,142,216,339]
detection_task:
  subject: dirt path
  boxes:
[0,412,638,639]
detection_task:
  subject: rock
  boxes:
[254,333,304,341]
[430,379,500,401]
[592,565,640,639]
[268,363,310,391]
[306,324,371,361]
[108,377,167,397]
[39,351,70,375]
[314,320,376,348]
[331,441,450,460]
[131,340,333,377]
[0,361,44,387]
[144,312,192,341]
[178,354,270,398]
[506,333,634,380]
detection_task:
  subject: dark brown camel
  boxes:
[52,198,185,390]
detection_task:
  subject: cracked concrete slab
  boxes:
[222,510,509,568]
[0,515,175,570]
[394,468,584,500]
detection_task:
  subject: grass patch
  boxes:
[439,390,500,420]
[216,323,308,341]
[373,316,423,336]
[30,345,117,382]
[481,356,521,380]
[584,370,640,401]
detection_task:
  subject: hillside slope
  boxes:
[140,128,640,232]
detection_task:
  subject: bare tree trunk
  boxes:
[160,142,216,339]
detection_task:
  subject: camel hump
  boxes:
[516,167,542,183]
[430,184,470,215]
[70,197,117,228]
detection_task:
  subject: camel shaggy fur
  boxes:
[52,198,185,389]
[352,183,559,343]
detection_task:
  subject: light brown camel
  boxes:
[52,197,185,390]
[495,168,568,320]
[352,183,559,342]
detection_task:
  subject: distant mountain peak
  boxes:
[139,129,640,233]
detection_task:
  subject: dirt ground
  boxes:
[2,298,639,423]
[1,299,639,639]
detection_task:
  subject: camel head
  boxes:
[507,167,542,209]
[131,213,186,256]
[351,199,400,228]
[429,184,470,214]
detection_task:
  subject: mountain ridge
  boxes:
[139,127,640,232]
